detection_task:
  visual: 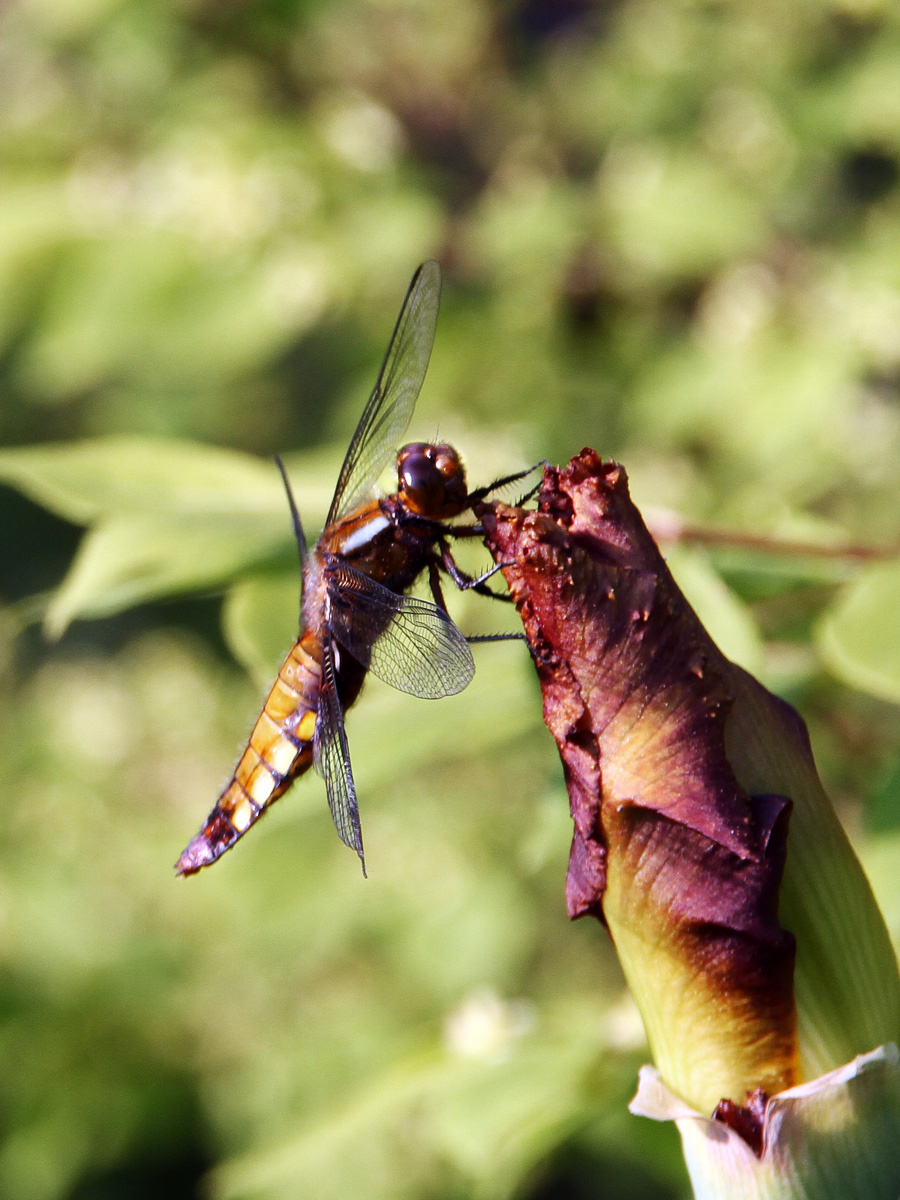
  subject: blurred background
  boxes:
[1,0,900,1197]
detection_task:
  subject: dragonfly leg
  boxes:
[467,461,548,505]
[427,559,450,612]
[466,632,527,644]
[511,476,543,506]
[438,542,513,602]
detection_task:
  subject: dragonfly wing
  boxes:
[326,260,441,524]
[313,635,365,872]
[327,564,475,699]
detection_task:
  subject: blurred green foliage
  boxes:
[2,0,900,1197]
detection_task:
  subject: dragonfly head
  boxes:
[397,442,468,519]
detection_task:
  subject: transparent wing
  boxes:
[326,260,441,525]
[313,636,365,873]
[327,564,475,699]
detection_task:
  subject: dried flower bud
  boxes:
[477,451,900,1193]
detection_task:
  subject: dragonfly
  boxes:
[177,260,525,877]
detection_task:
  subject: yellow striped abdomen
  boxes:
[175,632,322,875]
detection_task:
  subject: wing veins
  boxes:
[326,260,441,524]
[313,636,365,872]
[327,564,474,699]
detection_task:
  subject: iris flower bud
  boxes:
[478,451,900,1198]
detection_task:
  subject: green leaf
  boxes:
[0,437,292,525]
[0,438,335,634]
[866,758,900,835]
[863,832,900,946]
[222,572,301,687]
[817,560,900,704]
[44,515,288,637]
[665,546,765,675]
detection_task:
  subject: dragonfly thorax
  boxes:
[396,441,467,519]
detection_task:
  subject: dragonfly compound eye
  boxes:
[398,442,467,518]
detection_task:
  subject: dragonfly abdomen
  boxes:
[175,633,322,875]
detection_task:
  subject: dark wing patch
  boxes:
[327,564,475,699]
[313,635,366,873]
[326,260,441,525]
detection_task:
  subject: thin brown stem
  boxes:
[646,514,896,562]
